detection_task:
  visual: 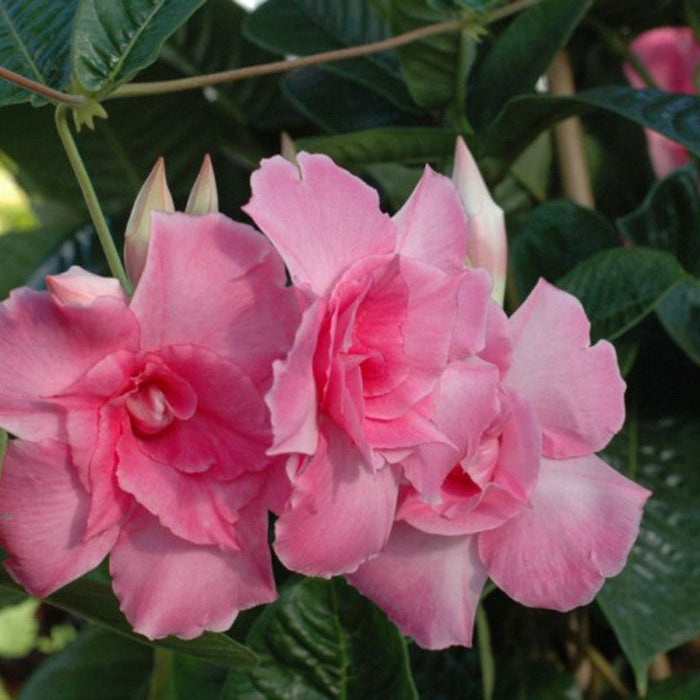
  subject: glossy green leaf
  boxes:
[297,126,456,166]
[511,200,619,300]
[19,627,153,700]
[484,88,700,179]
[657,278,700,365]
[428,0,504,10]
[557,247,687,341]
[0,568,257,667]
[598,415,700,695]
[148,650,227,700]
[387,0,461,108]
[71,0,206,94]
[470,0,593,129]
[244,0,417,112]
[223,578,418,699]
[0,0,78,106]
[617,167,700,275]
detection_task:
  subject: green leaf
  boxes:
[71,0,206,94]
[484,88,700,179]
[387,0,461,108]
[0,0,79,106]
[223,578,418,699]
[0,568,257,667]
[282,67,418,133]
[511,200,619,300]
[19,627,153,700]
[647,672,700,699]
[657,278,700,365]
[148,650,227,700]
[297,126,456,166]
[557,247,687,341]
[244,0,417,112]
[617,167,700,275]
[469,0,593,129]
[598,415,700,695]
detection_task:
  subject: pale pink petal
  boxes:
[0,289,139,440]
[399,359,500,499]
[506,280,625,458]
[116,431,262,551]
[478,455,651,611]
[348,523,487,649]
[449,269,493,360]
[474,301,512,374]
[110,506,275,640]
[394,166,468,272]
[46,267,127,306]
[130,212,298,387]
[452,138,507,305]
[0,440,118,597]
[266,297,324,456]
[244,153,396,298]
[274,422,399,576]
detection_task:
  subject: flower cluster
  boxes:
[0,142,649,645]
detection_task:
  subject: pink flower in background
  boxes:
[625,27,700,177]
[245,151,494,577]
[348,282,650,648]
[0,210,299,639]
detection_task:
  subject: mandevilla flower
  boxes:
[245,147,494,576]
[247,144,650,649]
[0,160,299,639]
[625,27,700,177]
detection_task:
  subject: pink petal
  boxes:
[274,421,399,576]
[266,296,324,456]
[474,301,512,374]
[244,154,396,298]
[506,280,625,458]
[116,431,261,551]
[478,455,651,611]
[0,440,118,597]
[130,212,298,387]
[394,165,468,273]
[399,359,500,499]
[348,523,487,649]
[0,289,139,440]
[452,138,507,305]
[131,345,271,480]
[110,506,276,639]
[46,267,127,305]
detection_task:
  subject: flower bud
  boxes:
[185,154,219,214]
[124,158,174,285]
[452,137,507,306]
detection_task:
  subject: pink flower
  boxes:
[0,210,299,639]
[347,282,650,649]
[625,27,700,177]
[244,151,494,577]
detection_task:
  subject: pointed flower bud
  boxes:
[185,154,219,214]
[452,137,507,306]
[124,158,174,286]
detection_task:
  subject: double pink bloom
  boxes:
[0,144,649,646]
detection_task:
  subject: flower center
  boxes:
[126,382,175,435]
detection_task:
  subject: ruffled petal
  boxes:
[266,297,324,456]
[0,440,118,597]
[505,280,625,458]
[394,166,468,273]
[130,212,298,387]
[0,289,138,440]
[244,154,396,298]
[116,431,261,551]
[478,455,650,611]
[348,523,486,649]
[110,506,275,640]
[274,422,399,576]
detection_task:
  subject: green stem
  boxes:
[0,66,86,105]
[476,605,495,700]
[586,646,630,698]
[109,0,542,100]
[54,106,132,293]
